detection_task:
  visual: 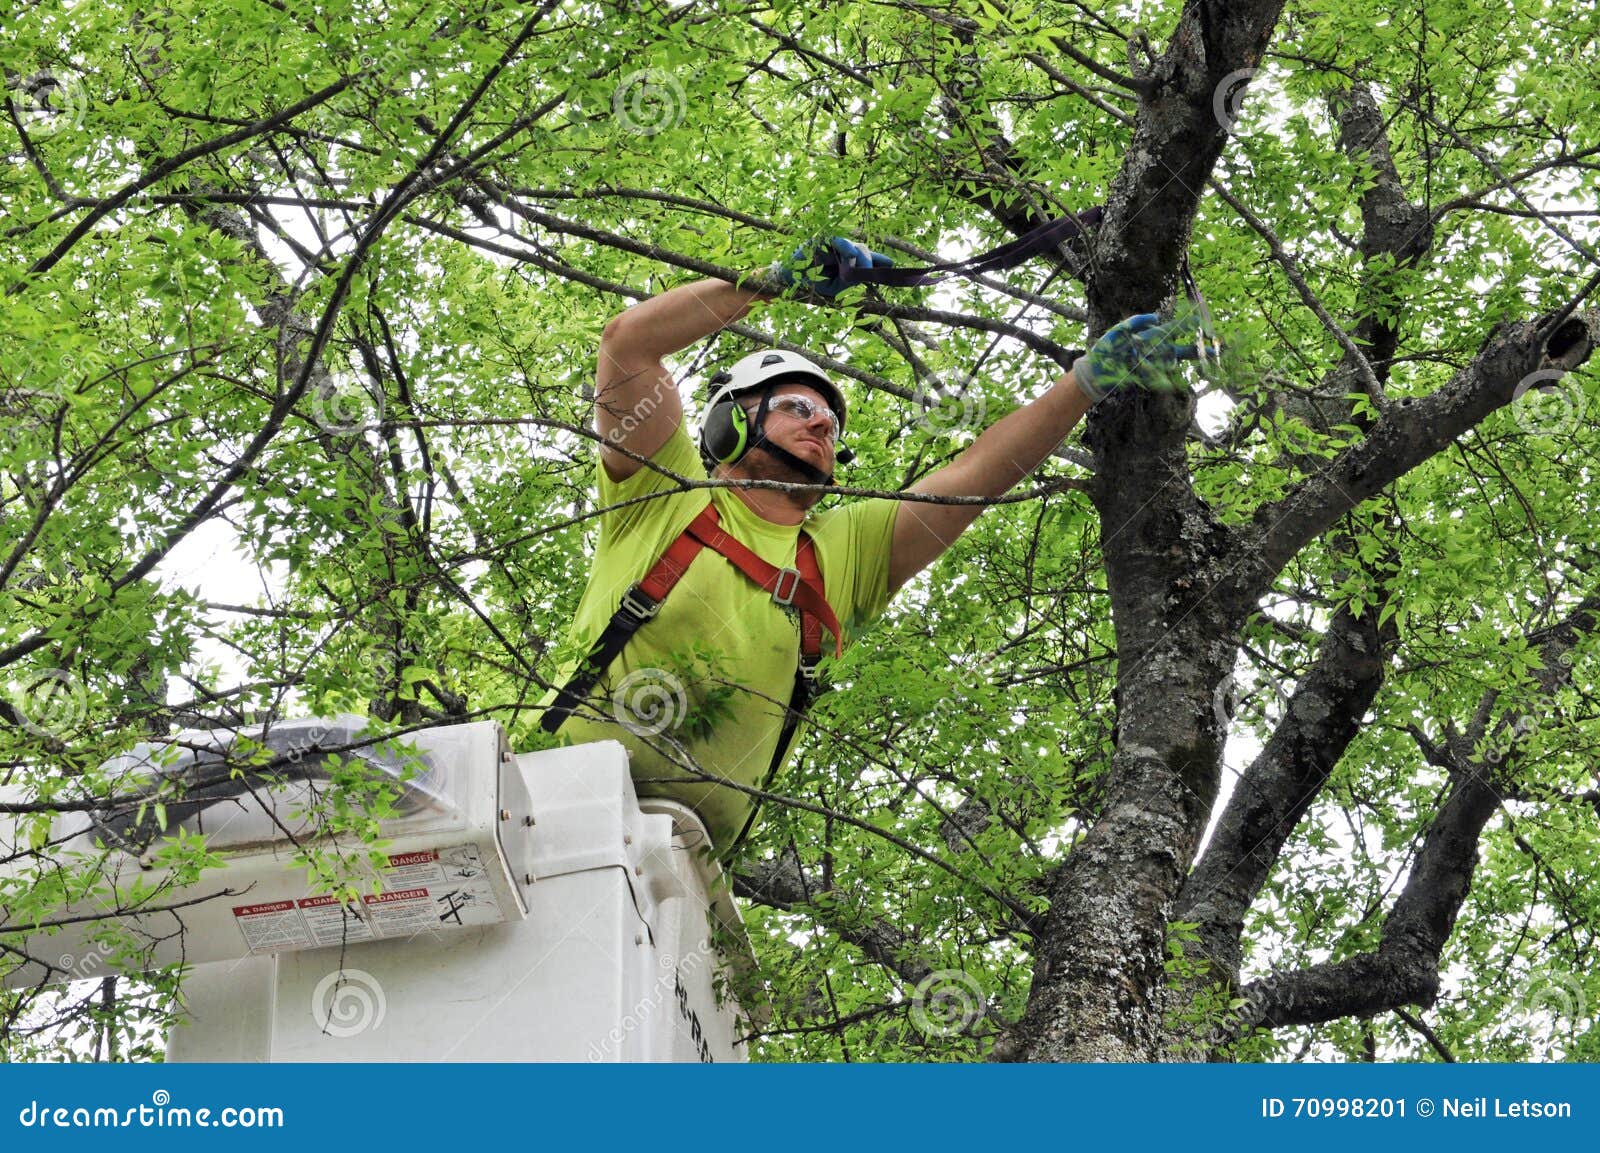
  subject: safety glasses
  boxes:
[755,393,841,442]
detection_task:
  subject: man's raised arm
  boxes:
[887,368,1094,595]
[596,280,771,483]
[887,313,1199,596]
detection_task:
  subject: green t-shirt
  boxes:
[545,420,899,851]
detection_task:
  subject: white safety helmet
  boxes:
[704,350,847,433]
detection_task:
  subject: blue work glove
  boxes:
[770,236,894,298]
[1072,312,1201,403]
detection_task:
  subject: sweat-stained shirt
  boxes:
[543,419,899,852]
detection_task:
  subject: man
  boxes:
[542,239,1195,853]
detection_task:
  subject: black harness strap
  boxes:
[725,533,826,855]
[543,506,837,854]
[541,519,706,735]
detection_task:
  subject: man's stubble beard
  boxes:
[724,444,826,510]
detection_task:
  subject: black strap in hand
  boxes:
[833,208,1103,289]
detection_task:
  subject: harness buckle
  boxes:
[619,583,661,622]
[772,567,802,607]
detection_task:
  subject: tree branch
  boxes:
[733,847,935,988]
[1223,587,1600,1039]
[1088,0,1288,322]
[1176,600,1397,979]
[1240,309,1600,596]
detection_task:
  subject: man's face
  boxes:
[739,384,840,474]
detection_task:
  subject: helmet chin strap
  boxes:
[752,435,833,486]
[746,387,834,487]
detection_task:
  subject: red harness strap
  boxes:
[635,516,705,604]
[793,534,825,665]
[540,502,842,734]
[682,505,842,658]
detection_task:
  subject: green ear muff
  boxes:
[723,403,748,463]
[701,398,751,465]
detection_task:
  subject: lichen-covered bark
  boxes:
[993,0,1288,1064]
[1176,602,1395,987]
[988,0,1600,1061]
[1087,0,1287,324]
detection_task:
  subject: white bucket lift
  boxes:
[0,720,759,1062]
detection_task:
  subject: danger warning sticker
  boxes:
[231,844,505,954]
[231,901,304,952]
